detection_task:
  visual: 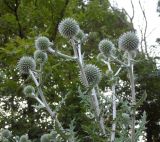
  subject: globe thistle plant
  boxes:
[23,85,35,97]
[98,39,115,57]
[17,56,36,75]
[122,113,130,121]
[34,50,48,64]
[40,134,52,142]
[80,64,102,87]
[3,139,9,142]
[74,29,85,41]
[58,18,79,38]
[35,36,50,51]
[19,135,31,142]
[1,129,12,139]
[118,31,139,51]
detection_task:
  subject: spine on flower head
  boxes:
[79,64,102,87]
[58,18,79,39]
[17,56,36,75]
[35,36,50,51]
[23,85,35,97]
[118,31,139,51]
[34,50,48,64]
[98,39,115,57]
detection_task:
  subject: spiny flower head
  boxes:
[17,56,36,75]
[40,134,52,142]
[98,39,115,57]
[34,50,48,64]
[80,64,102,87]
[1,129,12,138]
[58,18,79,38]
[23,85,35,97]
[19,135,30,142]
[122,113,130,121]
[35,36,50,51]
[118,31,139,51]
[74,29,85,41]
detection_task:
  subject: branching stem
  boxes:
[105,59,117,142]
[70,39,106,135]
[128,52,136,142]
[48,47,77,60]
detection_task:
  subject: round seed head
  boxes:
[35,36,50,51]
[17,57,36,75]
[34,50,48,64]
[122,113,130,121]
[98,39,115,57]
[75,29,85,41]
[2,139,9,142]
[1,129,12,138]
[118,31,139,51]
[58,18,79,38]
[40,134,52,142]
[23,85,35,97]
[19,135,29,142]
[80,64,102,87]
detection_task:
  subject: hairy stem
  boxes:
[70,39,106,135]
[106,60,117,142]
[35,96,45,107]
[128,52,136,142]
[29,68,67,139]
[48,47,76,60]
[111,84,116,142]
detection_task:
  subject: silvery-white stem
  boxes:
[29,69,56,118]
[38,88,56,118]
[128,52,136,142]
[104,60,117,142]
[110,55,127,67]
[92,88,106,135]
[77,41,83,64]
[70,39,106,135]
[111,84,116,142]
[29,56,66,139]
[48,47,76,60]
[71,39,88,87]
[29,70,39,87]
[114,67,122,77]
[35,96,45,107]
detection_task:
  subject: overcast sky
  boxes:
[110,0,160,50]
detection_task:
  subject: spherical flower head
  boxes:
[80,64,102,87]
[1,129,12,138]
[40,134,52,142]
[19,135,29,142]
[35,36,50,51]
[23,85,35,97]
[74,29,85,41]
[58,18,79,38]
[34,50,48,64]
[98,39,115,57]
[17,56,36,75]
[118,31,139,51]
[122,113,130,121]
[3,139,9,142]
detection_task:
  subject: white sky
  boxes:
[111,0,160,50]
